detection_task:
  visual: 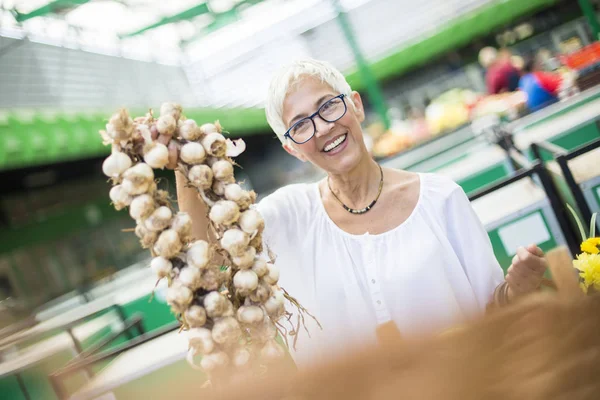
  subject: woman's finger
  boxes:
[516,247,546,274]
[527,244,544,257]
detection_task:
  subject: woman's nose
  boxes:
[314,117,334,138]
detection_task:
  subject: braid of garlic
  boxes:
[100,104,287,381]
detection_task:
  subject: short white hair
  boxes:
[478,47,498,68]
[265,58,354,144]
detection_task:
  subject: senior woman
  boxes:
[171,59,547,366]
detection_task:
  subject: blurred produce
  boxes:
[372,130,415,158]
[470,91,527,119]
[559,42,600,92]
[367,87,531,159]
[424,89,478,135]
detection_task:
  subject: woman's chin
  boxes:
[318,145,365,174]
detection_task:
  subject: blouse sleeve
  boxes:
[444,186,505,309]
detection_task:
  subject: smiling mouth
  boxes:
[323,134,347,152]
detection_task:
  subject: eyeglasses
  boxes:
[283,94,347,144]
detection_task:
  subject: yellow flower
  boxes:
[581,237,600,254]
[573,252,600,292]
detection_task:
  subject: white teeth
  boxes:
[324,134,347,152]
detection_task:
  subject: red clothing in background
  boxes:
[486,61,521,94]
[534,72,562,96]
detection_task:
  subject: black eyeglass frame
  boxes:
[283,94,347,144]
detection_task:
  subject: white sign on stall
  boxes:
[498,212,551,256]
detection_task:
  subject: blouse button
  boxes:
[371,279,376,284]
[376,300,381,305]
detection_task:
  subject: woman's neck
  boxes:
[327,157,381,208]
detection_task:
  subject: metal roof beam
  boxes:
[119,3,210,38]
[13,0,91,22]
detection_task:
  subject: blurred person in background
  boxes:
[518,55,562,112]
[171,59,548,367]
[479,46,521,94]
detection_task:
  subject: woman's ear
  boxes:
[350,91,365,123]
[283,143,308,162]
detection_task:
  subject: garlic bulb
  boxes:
[226,138,246,158]
[224,184,252,210]
[188,328,215,355]
[106,109,134,141]
[129,194,155,220]
[172,212,193,242]
[122,179,151,196]
[201,351,229,371]
[123,163,154,186]
[249,280,272,304]
[237,305,264,325]
[233,270,259,296]
[232,347,252,368]
[156,114,176,136]
[204,291,228,318]
[179,119,203,141]
[264,288,285,318]
[180,142,206,165]
[251,259,268,278]
[143,143,169,169]
[150,256,172,279]
[212,160,234,182]
[187,165,213,190]
[109,185,132,210]
[238,209,265,235]
[212,317,241,345]
[249,316,278,343]
[222,299,235,317]
[264,262,280,285]
[231,246,256,269]
[135,224,158,249]
[261,339,285,362]
[209,200,240,226]
[201,132,227,158]
[166,283,193,313]
[249,232,263,253]
[178,266,202,290]
[102,151,132,178]
[144,206,173,232]
[200,123,217,135]
[212,180,227,196]
[220,229,249,257]
[201,267,224,291]
[187,240,211,269]
[261,318,278,340]
[154,229,182,258]
[185,305,207,328]
[160,102,182,121]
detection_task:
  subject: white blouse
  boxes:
[256,172,504,366]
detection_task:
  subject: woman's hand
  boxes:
[505,244,548,299]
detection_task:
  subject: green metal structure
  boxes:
[12,0,91,22]
[1,0,568,171]
[332,0,390,129]
[578,0,600,40]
